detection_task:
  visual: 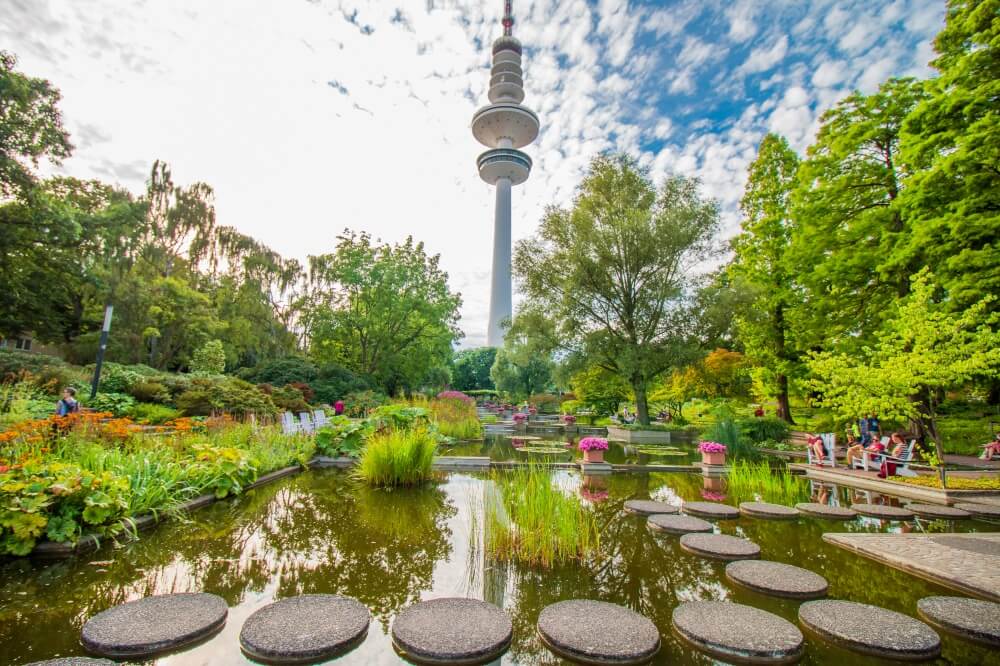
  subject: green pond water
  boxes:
[1,467,998,665]
[443,432,701,464]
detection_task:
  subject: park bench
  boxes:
[806,433,837,467]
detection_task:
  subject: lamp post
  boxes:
[90,304,114,400]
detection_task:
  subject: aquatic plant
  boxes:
[430,396,481,440]
[703,418,760,460]
[578,437,608,451]
[725,460,809,505]
[356,426,437,487]
[483,465,599,567]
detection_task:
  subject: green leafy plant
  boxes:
[725,460,809,505]
[86,392,136,416]
[315,417,372,458]
[190,339,226,374]
[738,417,790,445]
[356,426,437,487]
[128,403,181,425]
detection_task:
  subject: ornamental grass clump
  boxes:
[483,465,600,567]
[725,460,809,505]
[357,426,437,487]
[430,395,481,440]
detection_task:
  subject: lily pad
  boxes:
[519,446,571,455]
[637,448,688,456]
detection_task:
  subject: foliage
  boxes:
[237,355,318,387]
[482,465,599,567]
[430,396,480,440]
[356,426,437,487]
[368,404,430,431]
[175,378,276,417]
[315,417,372,458]
[512,154,719,424]
[0,379,54,426]
[894,475,1000,490]
[269,385,311,413]
[738,417,790,445]
[568,365,631,415]
[527,393,562,414]
[127,402,180,425]
[190,339,226,374]
[303,230,461,395]
[451,347,497,391]
[703,417,759,461]
[490,345,553,400]
[616,422,689,432]
[96,363,143,393]
[86,392,136,417]
[340,389,388,418]
[127,379,171,404]
[725,460,810,505]
[310,364,372,405]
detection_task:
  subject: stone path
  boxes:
[794,502,857,519]
[26,660,115,666]
[906,503,971,519]
[917,596,1000,647]
[624,499,679,515]
[391,598,511,664]
[647,514,713,534]
[681,501,740,519]
[823,532,1000,602]
[680,533,760,561]
[740,501,799,520]
[239,594,370,663]
[725,560,828,599]
[537,600,659,665]
[798,600,940,660]
[850,503,915,520]
[955,503,1000,519]
[673,600,803,663]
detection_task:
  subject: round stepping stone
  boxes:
[537,599,659,665]
[725,560,828,599]
[624,499,679,516]
[954,503,1000,519]
[795,502,857,519]
[240,594,370,663]
[81,592,228,658]
[26,660,116,666]
[799,600,940,660]
[679,533,760,561]
[917,596,1000,648]
[647,514,713,535]
[392,598,511,665]
[850,503,915,520]
[681,501,740,519]
[739,501,799,520]
[673,601,804,663]
[906,503,972,520]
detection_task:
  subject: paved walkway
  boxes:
[823,533,1000,602]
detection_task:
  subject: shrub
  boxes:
[0,350,71,381]
[238,356,318,386]
[703,418,760,461]
[190,339,226,374]
[128,380,171,404]
[86,392,136,416]
[287,381,315,403]
[270,385,311,413]
[528,393,562,414]
[342,390,388,417]
[176,378,276,417]
[315,416,372,458]
[96,363,142,393]
[311,364,372,404]
[356,427,437,487]
[738,417,790,444]
[128,403,181,425]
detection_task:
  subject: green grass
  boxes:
[435,416,482,440]
[483,465,599,567]
[725,460,810,505]
[356,426,437,487]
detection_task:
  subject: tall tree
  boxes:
[451,347,497,391]
[790,78,928,347]
[513,154,719,424]
[900,0,1000,311]
[0,51,73,198]
[730,133,801,422]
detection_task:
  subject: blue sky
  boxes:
[0,0,944,346]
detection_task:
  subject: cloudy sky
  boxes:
[2,0,944,347]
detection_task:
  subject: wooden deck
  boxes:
[791,463,1000,506]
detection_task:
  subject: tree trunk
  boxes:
[776,374,795,424]
[773,304,795,424]
[632,380,650,426]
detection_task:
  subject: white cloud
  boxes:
[738,35,788,75]
[725,1,758,42]
[811,59,848,88]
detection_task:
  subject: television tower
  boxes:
[472,0,539,347]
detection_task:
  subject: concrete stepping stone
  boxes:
[798,600,940,660]
[537,599,659,665]
[81,592,228,659]
[739,501,799,520]
[681,501,740,520]
[624,499,679,515]
[850,503,915,520]
[673,600,804,663]
[906,503,972,520]
[647,514,713,535]
[725,560,828,599]
[794,502,857,519]
[679,533,760,561]
[26,660,115,666]
[954,503,1000,519]
[917,596,1000,647]
[240,594,370,663]
[391,598,511,664]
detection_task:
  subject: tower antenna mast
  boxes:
[502,0,513,36]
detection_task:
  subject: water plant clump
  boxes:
[483,466,600,567]
[356,426,437,487]
[725,460,810,505]
[430,395,481,440]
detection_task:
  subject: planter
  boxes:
[583,449,605,464]
[702,475,724,492]
[701,451,726,466]
[606,426,672,444]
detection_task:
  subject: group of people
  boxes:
[805,412,911,476]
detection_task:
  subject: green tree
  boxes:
[806,270,1000,483]
[303,231,461,395]
[512,154,719,424]
[191,339,226,374]
[731,133,801,422]
[451,347,497,391]
[790,78,928,347]
[0,51,73,198]
[900,0,1000,310]
[490,346,552,399]
[568,365,630,415]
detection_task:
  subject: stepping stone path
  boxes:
[392,598,511,664]
[739,501,799,520]
[680,533,760,561]
[917,596,1000,647]
[794,503,857,519]
[906,503,972,520]
[624,499,679,515]
[673,601,804,664]
[681,501,740,520]
[81,593,228,659]
[240,594,370,663]
[850,503,915,520]
[537,600,659,665]
[725,560,828,599]
[798,600,940,660]
[954,503,1000,519]
[26,660,115,666]
[647,514,713,535]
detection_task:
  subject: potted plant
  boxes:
[579,436,609,464]
[512,412,528,431]
[698,441,727,466]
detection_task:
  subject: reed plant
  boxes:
[430,396,481,440]
[483,466,599,567]
[725,460,809,505]
[356,426,437,487]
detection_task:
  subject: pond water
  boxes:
[1,467,997,665]
[443,432,701,464]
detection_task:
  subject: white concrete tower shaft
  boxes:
[472,1,539,347]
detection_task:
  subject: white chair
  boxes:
[806,433,837,467]
[281,411,301,435]
[313,409,330,428]
[298,412,314,434]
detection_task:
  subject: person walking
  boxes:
[55,387,80,416]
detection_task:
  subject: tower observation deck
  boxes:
[472,0,539,347]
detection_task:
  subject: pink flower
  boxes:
[562,414,576,424]
[513,413,528,423]
[700,490,727,501]
[580,488,609,502]
[578,437,609,452]
[437,390,473,403]
[698,441,727,454]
